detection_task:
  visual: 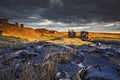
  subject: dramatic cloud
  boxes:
[0,0,120,32]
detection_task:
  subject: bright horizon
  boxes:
[10,19,120,33]
[1,0,120,33]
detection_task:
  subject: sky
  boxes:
[0,0,120,33]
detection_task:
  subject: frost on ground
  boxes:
[0,41,120,80]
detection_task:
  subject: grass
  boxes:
[0,57,55,80]
[0,49,75,80]
[0,62,55,80]
[0,36,29,50]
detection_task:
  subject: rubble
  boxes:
[55,71,70,80]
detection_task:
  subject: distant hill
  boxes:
[0,20,119,46]
[0,23,58,41]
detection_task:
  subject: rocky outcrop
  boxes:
[0,41,120,80]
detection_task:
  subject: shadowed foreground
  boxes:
[0,41,120,80]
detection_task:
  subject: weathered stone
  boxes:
[55,71,70,80]
[80,31,89,40]
[68,29,76,38]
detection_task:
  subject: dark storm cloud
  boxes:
[0,0,120,22]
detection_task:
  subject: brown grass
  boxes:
[88,32,120,40]
[0,61,55,80]
[0,49,76,80]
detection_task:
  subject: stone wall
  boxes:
[0,30,3,36]
[80,31,89,40]
[0,19,8,24]
[68,29,76,38]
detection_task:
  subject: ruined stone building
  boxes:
[68,29,76,38]
[20,24,24,28]
[0,18,24,28]
[0,30,3,36]
[15,22,24,28]
[80,31,89,40]
[0,19,8,24]
[15,22,19,26]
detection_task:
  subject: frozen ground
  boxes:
[0,41,120,80]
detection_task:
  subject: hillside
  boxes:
[0,36,29,51]
[0,23,42,41]
[0,22,120,46]
[0,21,120,80]
[0,23,61,41]
[88,32,120,41]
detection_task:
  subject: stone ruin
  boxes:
[0,19,8,24]
[0,30,3,36]
[68,29,76,38]
[15,22,19,26]
[67,30,89,40]
[20,24,24,28]
[80,31,89,40]
[0,19,24,28]
[15,22,24,28]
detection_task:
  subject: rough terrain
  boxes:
[0,41,120,80]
